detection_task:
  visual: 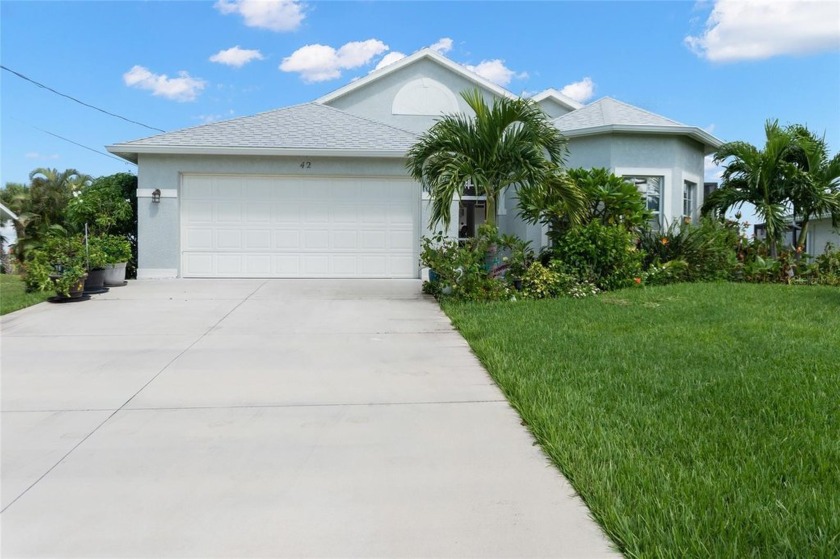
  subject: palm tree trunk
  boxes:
[485,194,496,227]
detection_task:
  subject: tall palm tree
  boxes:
[785,126,840,253]
[702,120,796,257]
[406,89,580,229]
[28,168,91,228]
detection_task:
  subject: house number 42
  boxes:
[300,161,311,169]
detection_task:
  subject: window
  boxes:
[624,176,663,229]
[683,180,697,222]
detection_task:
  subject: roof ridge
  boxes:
[600,96,684,126]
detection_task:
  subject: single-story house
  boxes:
[108,48,722,279]
[755,214,840,256]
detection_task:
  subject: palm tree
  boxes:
[785,126,840,253]
[406,89,579,229]
[702,120,796,257]
[28,168,91,228]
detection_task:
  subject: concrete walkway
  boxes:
[1,280,617,558]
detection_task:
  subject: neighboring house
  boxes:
[107,48,722,279]
[0,202,18,253]
[754,215,840,256]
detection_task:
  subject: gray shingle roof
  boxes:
[554,97,684,131]
[112,103,417,153]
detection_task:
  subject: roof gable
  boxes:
[107,103,418,162]
[317,48,517,106]
[531,89,583,111]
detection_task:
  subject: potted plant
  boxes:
[84,235,109,292]
[52,263,88,299]
[24,232,89,300]
[100,234,131,286]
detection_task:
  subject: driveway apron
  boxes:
[1,279,617,558]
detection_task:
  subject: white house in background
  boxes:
[107,48,722,279]
[755,215,840,256]
[1,202,18,252]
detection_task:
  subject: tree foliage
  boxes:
[407,89,582,228]
[702,120,840,257]
[519,167,649,242]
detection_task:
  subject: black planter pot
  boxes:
[84,268,106,291]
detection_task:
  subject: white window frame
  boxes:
[683,180,697,222]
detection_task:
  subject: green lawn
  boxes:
[0,274,50,315]
[442,283,840,558]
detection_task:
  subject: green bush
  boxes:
[23,232,87,295]
[639,218,741,282]
[420,227,510,301]
[520,260,600,299]
[549,222,642,291]
[98,234,132,263]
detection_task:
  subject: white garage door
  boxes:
[180,175,419,278]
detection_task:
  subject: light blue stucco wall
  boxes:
[566,133,706,228]
[324,58,497,134]
[536,98,573,119]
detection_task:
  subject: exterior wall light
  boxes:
[151,189,161,203]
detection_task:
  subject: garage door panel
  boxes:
[215,230,242,250]
[332,230,358,249]
[245,202,270,223]
[273,255,301,276]
[245,230,272,250]
[184,253,213,276]
[183,200,213,223]
[273,203,301,225]
[273,230,301,249]
[389,231,414,250]
[182,175,419,278]
[245,255,271,276]
[360,231,386,249]
[214,202,243,224]
[185,229,213,250]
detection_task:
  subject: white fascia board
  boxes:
[531,89,584,110]
[316,48,518,105]
[106,145,409,160]
[560,124,723,154]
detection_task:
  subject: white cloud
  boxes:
[210,46,265,67]
[25,152,60,160]
[465,59,527,87]
[429,37,453,54]
[374,51,406,70]
[685,0,840,62]
[704,155,724,182]
[280,39,388,82]
[123,65,207,102]
[214,0,305,32]
[559,77,595,103]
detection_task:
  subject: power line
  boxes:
[23,121,136,166]
[1,65,166,133]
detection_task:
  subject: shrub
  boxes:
[98,234,132,263]
[23,232,87,295]
[420,227,510,301]
[639,218,741,282]
[549,222,642,291]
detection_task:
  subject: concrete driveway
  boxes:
[1,280,616,558]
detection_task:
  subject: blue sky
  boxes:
[2,0,839,191]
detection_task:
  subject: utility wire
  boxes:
[1,64,166,133]
[20,119,136,166]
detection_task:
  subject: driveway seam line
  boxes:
[1,399,508,414]
[0,281,267,514]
